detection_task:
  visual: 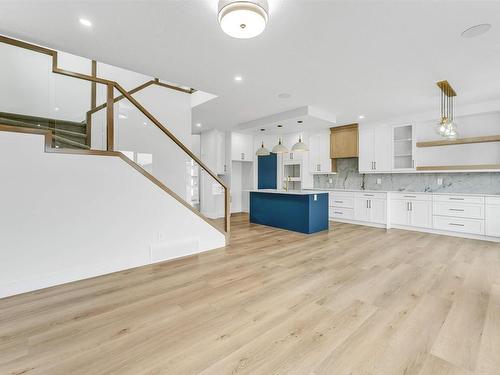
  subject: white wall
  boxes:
[0,131,225,298]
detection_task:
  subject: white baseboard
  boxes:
[329,218,387,229]
[390,224,500,243]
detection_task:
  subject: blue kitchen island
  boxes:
[249,190,329,234]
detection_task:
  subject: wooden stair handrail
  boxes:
[0,34,230,234]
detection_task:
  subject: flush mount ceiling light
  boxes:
[358,115,365,119]
[461,23,492,38]
[218,0,269,39]
[278,93,291,99]
[234,75,243,81]
[255,141,270,156]
[435,80,458,139]
[196,123,202,127]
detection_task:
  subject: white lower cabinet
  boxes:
[432,194,485,235]
[354,193,387,224]
[324,190,499,241]
[486,197,500,237]
[391,194,432,229]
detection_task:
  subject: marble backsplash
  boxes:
[313,158,500,195]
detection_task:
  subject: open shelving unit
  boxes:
[416,133,500,172]
[417,135,500,148]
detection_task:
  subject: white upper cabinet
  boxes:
[392,124,416,171]
[359,125,391,173]
[231,132,254,162]
[309,131,332,173]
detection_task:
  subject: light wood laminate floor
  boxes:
[1,214,500,375]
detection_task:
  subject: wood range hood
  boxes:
[329,123,359,172]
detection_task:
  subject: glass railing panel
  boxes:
[114,96,227,233]
[0,39,110,151]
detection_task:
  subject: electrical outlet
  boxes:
[328,178,333,184]
[437,178,443,186]
[377,178,382,185]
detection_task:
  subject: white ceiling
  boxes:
[0,0,499,134]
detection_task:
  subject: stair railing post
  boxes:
[225,187,230,234]
[106,83,114,151]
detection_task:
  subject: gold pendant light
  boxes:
[435,80,458,139]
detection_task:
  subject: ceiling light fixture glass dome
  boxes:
[272,138,289,154]
[291,135,309,152]
[256,141,270,156]
[218,0,269,39]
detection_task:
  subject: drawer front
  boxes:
[433,194,484,205]
[354,192,387,200]
[433,202,484,220]
[330,207,354,220]
[486,196,500,206]
[329,196,354,208]
[433,216,484,235]
[391,192,432,201]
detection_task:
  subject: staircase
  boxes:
[0,112,89,150]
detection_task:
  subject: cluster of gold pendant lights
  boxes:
[436,80,458,139]
[255,126,308,156]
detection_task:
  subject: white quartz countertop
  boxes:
[306,188,500,197]
[248,189,330,195]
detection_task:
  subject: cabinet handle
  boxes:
[404,195,416,198]
[241,153,244,160]
[449,208,465,212]
[364,194,375,197]
[334,200,343,203]
[317,164,320,172]
[290,153,294,160]
[407,202,410,211]
[449,223,465,227]
[334,211,343,215]
[412,159,415,168]
[410,202,413,211]
[374,162,377,170]
[366,200,369,209]
[449,197,464,201]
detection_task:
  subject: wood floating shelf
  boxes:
[417,164,500,171]
[417,135,500,148]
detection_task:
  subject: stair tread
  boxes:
[54,135,90,149]
[0,111,86,128]
[0,117,87,139]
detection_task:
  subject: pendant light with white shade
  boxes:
[291,135,309,152]
[255,141,270,156]
[272,138,289,154]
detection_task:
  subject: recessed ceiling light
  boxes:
[358,115,365,119]
[297,120,303,124]
[196,123,202,127]
[260,128,266,131]
[461,23,492,38]
[277,124,283,128]
[79,18,92,27]
[278,93,291,99]
[54,107,60,112]
[218,0,269,39]
[234,75,243,82]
